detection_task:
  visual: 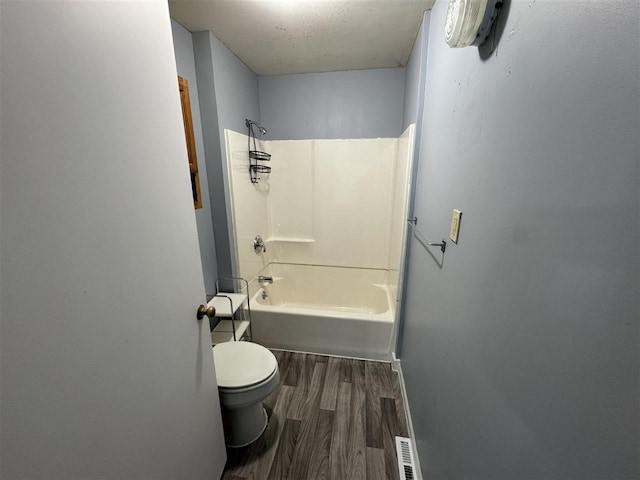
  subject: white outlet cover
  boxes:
[450,209,462,243]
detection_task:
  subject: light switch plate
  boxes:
[450,209,462,243]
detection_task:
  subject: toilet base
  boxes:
[222,402,269,448]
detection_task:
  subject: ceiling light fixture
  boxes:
[444,0,502,48]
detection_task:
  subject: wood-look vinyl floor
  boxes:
[222,350,409,480]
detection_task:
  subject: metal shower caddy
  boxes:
[245,119,271,183]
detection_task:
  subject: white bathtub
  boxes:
[248,263,394,360]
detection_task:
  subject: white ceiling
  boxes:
[168,0,435,76]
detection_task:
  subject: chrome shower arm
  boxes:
[245,119,267,135]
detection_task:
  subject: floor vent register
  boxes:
[395,436,417,480]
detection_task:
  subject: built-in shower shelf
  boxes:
[267,237,315,243]
[211,320,250,344]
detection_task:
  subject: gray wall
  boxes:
[192,31,261,281]
[401,12,430,132]
[400,1,640,479]
[396,11,430,357]
[259,68,405,139]
[171,20,218,296]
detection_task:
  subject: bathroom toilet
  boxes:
[212,341,280,448]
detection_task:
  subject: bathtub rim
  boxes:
[249,284,395,323]
[248,261,397,322]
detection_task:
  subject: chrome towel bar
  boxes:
[407,218,446,254]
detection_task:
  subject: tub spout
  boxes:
[258,275,273,284]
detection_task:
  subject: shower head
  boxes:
[245,119,267,135]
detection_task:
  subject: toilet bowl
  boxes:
[212,341,280,448]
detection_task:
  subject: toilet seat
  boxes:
[212,341,278,389]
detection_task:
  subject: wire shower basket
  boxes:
[245,119,271,183]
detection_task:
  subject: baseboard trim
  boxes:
[391,352,402,373]
[391,353,423,480]
[268,347,390,363]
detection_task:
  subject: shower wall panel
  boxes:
[225,129,270,282]
[266,140,314,242]
[310,138,397,269]
[388,125,415,302]
[225,131,413,281]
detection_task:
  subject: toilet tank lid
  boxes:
[212,341,278,388]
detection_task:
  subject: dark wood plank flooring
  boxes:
[223,350,409,479]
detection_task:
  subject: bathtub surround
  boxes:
[269,137,403,268]
[225,129,414,283]
[400,1,640,478]
[223,129,270,284]
[388,125,415,305]
[223,128,413,359]
[265,139,314,243]
[223,350,409,479]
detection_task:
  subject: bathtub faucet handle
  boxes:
[258,275,273,284]
[254,235,266,254]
